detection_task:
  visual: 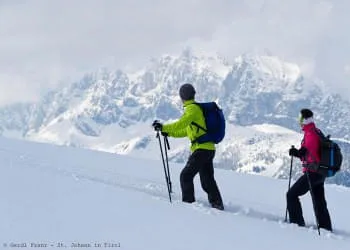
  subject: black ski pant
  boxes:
[180,149,223,206]
[286,172,332,231]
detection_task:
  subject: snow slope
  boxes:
[1,137,350,250]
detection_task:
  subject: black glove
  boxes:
[299,147,307,158]
[152,120,163,131]
[289,147,300,157]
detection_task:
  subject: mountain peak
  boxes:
[234,54,301,84]
[0,49,349,186]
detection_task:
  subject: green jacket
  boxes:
[161,99,215,152]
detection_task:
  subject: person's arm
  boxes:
[168,128,187,138]
[162,104,197,138]
[303,131,320,162]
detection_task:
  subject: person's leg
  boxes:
[197,150,224,209]
[287,174,310,226]
[313,181,332,231]
[180,151,201,203]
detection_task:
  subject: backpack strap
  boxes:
[190,102,208,133]
[191,122,207,132]
[190,122,207,144]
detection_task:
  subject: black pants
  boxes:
[287,172,332,231]
[180,149,223,206]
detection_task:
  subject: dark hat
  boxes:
[179,83,196,101]
[300,109,313,119]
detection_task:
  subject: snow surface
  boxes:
[1,137,350,250]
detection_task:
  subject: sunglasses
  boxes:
[298,115,304,125]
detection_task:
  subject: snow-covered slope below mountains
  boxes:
[1,137,350,250]
[0,48,349,185]
[22,121,350,187]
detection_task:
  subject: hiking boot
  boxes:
[320,225,333,232]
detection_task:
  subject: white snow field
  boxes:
[1,137,350,250]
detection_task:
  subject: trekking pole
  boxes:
[305,171,321,235]
[285,145,294,222]
[163,135,172,193]
[156,131,172,203]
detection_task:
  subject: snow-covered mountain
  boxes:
[0,48,349,185]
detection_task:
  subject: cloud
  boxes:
[0,73,38,105]
[192,0,350,93]
[0,0,349,105]
[345,65,350,73]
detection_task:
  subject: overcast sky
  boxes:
[0,0,349,105]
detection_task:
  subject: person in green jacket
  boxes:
[152,83,224,210]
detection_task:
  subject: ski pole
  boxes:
[163,135,172,193]
[305,171,321,235]
[156,131,172,203]
[285,145,294,222]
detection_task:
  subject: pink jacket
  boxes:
[301,123,320,172]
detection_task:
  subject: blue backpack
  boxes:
[191,102,226,144]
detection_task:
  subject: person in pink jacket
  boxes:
[287,109,332,231]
